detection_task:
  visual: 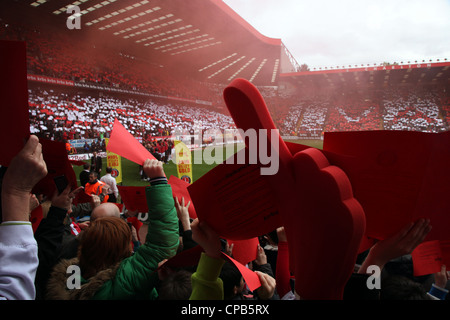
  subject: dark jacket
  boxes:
[91,156,102,174]
[79,170,90,188]
[34,205,68,300]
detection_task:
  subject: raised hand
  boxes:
[359,218,432,273]
[255,271,276,300]
[143,159,165,180]
[191,219,222,259]
[2,135,48,222]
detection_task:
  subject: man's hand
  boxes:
[359,218,432,273]
[2,135,48,222]
[434,264,449,289]
[29,194,40,213]
[143,159,165,180]
[191,219,222,259]
[90,195,101,209]
[2,135,47,196]
[255,271,276,300]
[254,244,267,266]
[175,197,191,231]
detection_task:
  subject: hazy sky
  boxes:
[222,0,450,69]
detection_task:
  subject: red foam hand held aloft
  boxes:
[224,79,365,299]
[288,148,366,299]
[189,78,366,299]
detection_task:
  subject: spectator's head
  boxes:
[91,202,120,221]
[78,217,132,279]
[157,269,193,300]
[88,171,98,184]
[83,163,90,170]
[106,166,113,174]
[380,275,431,300]
[219,261,245,300]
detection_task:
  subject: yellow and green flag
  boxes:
[105,138,123,184]
[174,140,193,184]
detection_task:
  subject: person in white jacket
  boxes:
[0,135,48,300]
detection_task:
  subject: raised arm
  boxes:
[0,135,47,300]
[189,219,225,300]
[358,219,432,274]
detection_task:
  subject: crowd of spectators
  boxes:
[0,19,220,103]
[382,88,446,132]
[28,87,236,148]
[1,136,449,302]
[280,87,449,137]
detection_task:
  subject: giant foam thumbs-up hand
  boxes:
[287,147,366,299]
[222,78,366,300]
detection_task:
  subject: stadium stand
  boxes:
[28,87,236,147]
[1,0,449,142]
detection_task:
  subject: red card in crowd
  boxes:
[168,175,197,219]
[323,130,450,242]
[221,252,261,292]
[411,240,443,277]
[117,186,149,213]
[0,40,30,167]
[226,237,259,265]
[32,138,78,198]
[107,118,155,165]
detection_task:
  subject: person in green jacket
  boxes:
[46,159,179,300]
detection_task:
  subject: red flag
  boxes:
[106,118,155,165]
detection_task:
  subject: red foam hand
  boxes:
[106,118,155,165]
[188,78,366,299]
[287,147,366,299]
[188,149,279,240]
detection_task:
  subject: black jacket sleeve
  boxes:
[34,206,68,300]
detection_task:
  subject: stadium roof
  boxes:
[280,61,450,90]
[2,0,297,86]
